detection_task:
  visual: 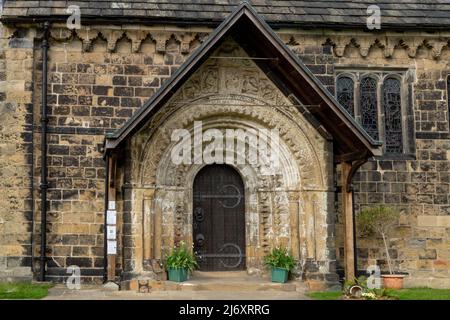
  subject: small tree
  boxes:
[356,205,400,274]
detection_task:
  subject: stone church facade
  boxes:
[0,1,450,289]
[112,37,337,283]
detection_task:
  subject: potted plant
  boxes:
[357,205,404,289]
[264,247,295,283]
[165,241,198,282]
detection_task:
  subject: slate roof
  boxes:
[104,2,382,158]
[1,0,450,29]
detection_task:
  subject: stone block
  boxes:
[103,281,119,291]
[306,280,328,292]
[418,249,437,260]
[418,215,450,227]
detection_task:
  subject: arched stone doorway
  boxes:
[123,94,335,278]
[113,38,340,281]
[193,164,246,271]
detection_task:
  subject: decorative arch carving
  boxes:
[137,98,325,191]
[133,38,328,191]
[123,39,334,274]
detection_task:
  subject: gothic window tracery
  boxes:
[336,76,354,116]
[383,78,403,153]
[360,77,379,140]
[335,70,412,156]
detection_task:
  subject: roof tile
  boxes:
[1,0,449,28]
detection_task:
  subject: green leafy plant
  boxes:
[373,287,391,298]
[165,241,198,272]
[357,205,400,274]
[343,276,392,300]
[264,247,295,271]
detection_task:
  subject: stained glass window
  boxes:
[383,78,403,153]
[337,76,355,116]
[360,77,379,140]
[336,71,410,154]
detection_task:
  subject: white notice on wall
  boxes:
[108,201,116,210]
[107,240,117,255]
[106,210,116,225]
[107,226,116,240]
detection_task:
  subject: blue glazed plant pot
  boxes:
[271,267,289,283]
[168,268,188,282]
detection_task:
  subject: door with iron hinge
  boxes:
[193,164,246,271]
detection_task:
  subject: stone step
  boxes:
[121,272,307,293]
[178,281,300,292]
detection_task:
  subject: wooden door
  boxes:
[193,165,245,271]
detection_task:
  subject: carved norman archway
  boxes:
[126,91,334,276]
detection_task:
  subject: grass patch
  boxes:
[308,288,450,300]
[307,291,342,300]
[0,282,52,300]
[386,288,450,300]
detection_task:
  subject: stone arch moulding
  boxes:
[125,92,334,277]
[138,94,328,191]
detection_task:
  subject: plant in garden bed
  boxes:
[264,246,295,283]
[357,205,404,289]
[165,241,198,282]
[343,276,394,300]
[311,287,450,300]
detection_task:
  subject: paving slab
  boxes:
[44,285,310,300]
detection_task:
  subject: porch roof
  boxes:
[104,2,382,160]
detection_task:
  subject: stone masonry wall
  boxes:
[0,24,335,283]
[332,33,450,288]
[38,29,204,283]
[1,21,450,287]
[0,24,34,281]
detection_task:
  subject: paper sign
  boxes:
[107,240,117,255]
[106,210,116,225]
[107,226,116,240]
[108,201,116,210]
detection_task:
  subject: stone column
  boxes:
[142,190,155,263]
[341,162,355,281]
[288,191,300,260]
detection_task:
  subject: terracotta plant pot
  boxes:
[382,274,405,289]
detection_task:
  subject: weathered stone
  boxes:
[1,18,450,289]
